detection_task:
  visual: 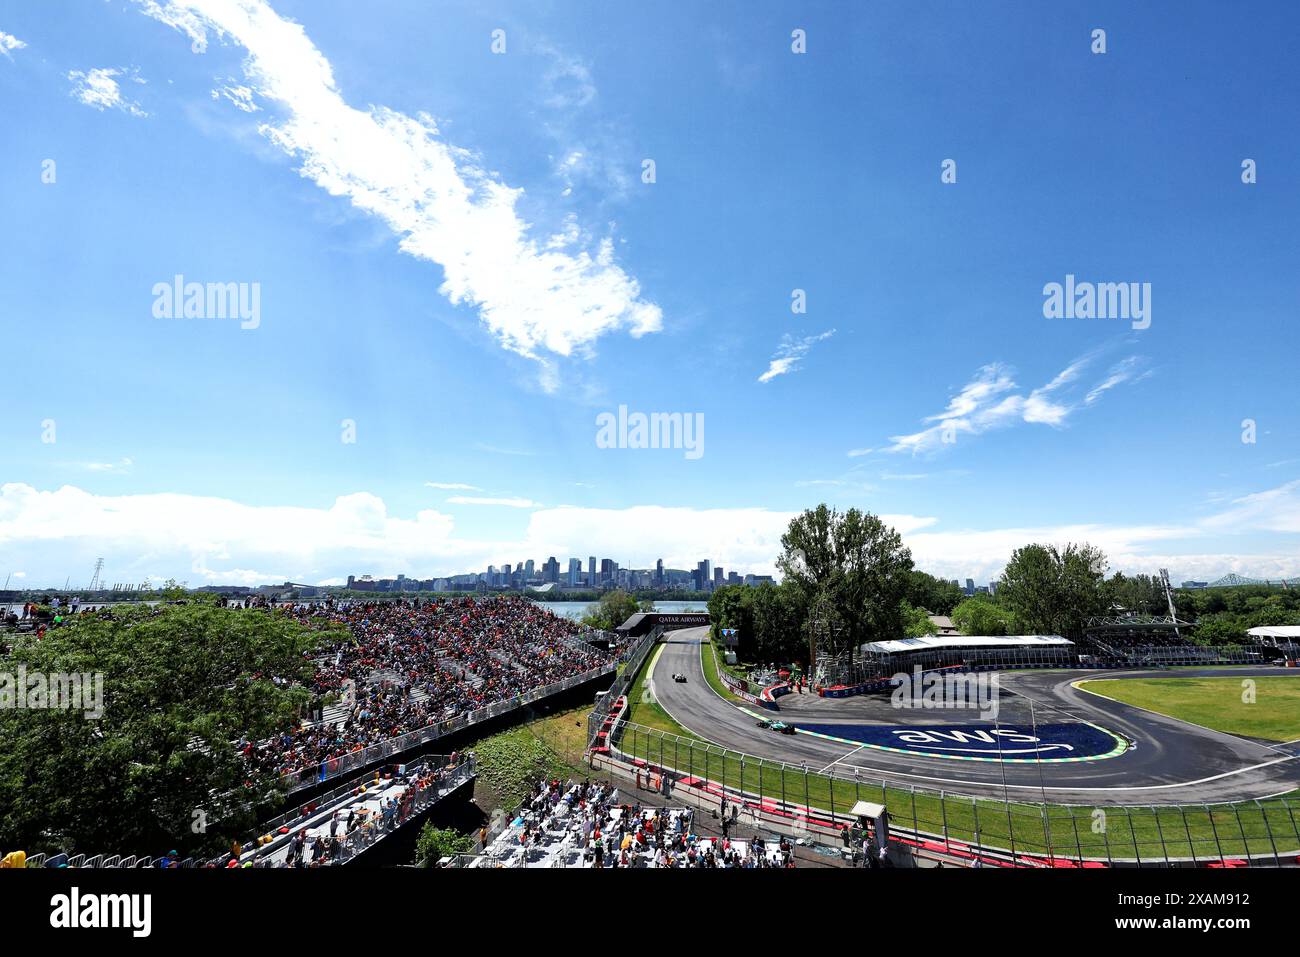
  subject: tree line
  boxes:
[710,505,1296,666]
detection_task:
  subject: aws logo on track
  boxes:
[891,727,1068,756]
[796,722,1127,762]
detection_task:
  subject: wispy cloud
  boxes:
[885,351,1147,454]
[68,67,148,117]
[473,442,535,457]
[757,329,836,383]
[425,482,481,491]
[1085,356,1149,405]
[134,0,661,390]
[81,458,134,474]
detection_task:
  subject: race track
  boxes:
[648,627,1300,805]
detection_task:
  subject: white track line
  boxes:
[819,745,866,774]
[836,753,1296,794]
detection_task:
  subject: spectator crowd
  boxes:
[483,778,798,868]
[243,596,611,778]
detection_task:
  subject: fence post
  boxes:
[1178,805,1195,865]
[1255,799,1280,867]
[970,798,979,854]
[1228,804,1251,863]
[1204,804,1226,862]
[1282,797,1300,859]
[1068,809,1084,865]
[939,791,949,850]
[1149,805,1170,866]
[1129,807,1143,866]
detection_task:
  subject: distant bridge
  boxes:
[1205,574,1300,588]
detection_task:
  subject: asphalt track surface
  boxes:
[649,627,1300,805]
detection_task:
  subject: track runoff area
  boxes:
[649,627,1300,808]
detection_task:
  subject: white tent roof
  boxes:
[1247,626,1300,639]
[861,634,1072,654]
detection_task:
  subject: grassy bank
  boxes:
[470,705,592,815]
[1077,677,1300,742]
[700,639,745,703]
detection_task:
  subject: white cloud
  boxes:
[134,0,661,389]
[3,480,1297,589]
[68,67,149,117]
[425,482,481,491]
[886,352,1146,454]
[211,81,259,112]
[1201,480,1300,535]
[758,329,836,383]
[0,30,26,58]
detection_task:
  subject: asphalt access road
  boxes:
[648,627,1300,805]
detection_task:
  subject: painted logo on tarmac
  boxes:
[795,722,1128,762]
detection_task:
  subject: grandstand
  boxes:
[1246,626,1300,659]
[1081,616,1285,666]
[814,634,1076,690]
[8,754,475,869]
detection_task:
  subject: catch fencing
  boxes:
[601,720,1300,867]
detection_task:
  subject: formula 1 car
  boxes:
[756,718,795,734]
[672,673,687,683]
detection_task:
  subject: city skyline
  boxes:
[1,2,1298,590]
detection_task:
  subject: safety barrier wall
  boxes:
[586,626,664,745]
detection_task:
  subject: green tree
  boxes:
[1105,572,1166,616]
[581,589,640,631]
[904,570,964,616]
[777,505,915,652]
[415,824,474,866]
[901,602,939,638]
[950,596,1016,636]
[998,543,1109,640]
[0,604,343,856]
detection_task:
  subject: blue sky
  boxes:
[0,0,1297,588]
